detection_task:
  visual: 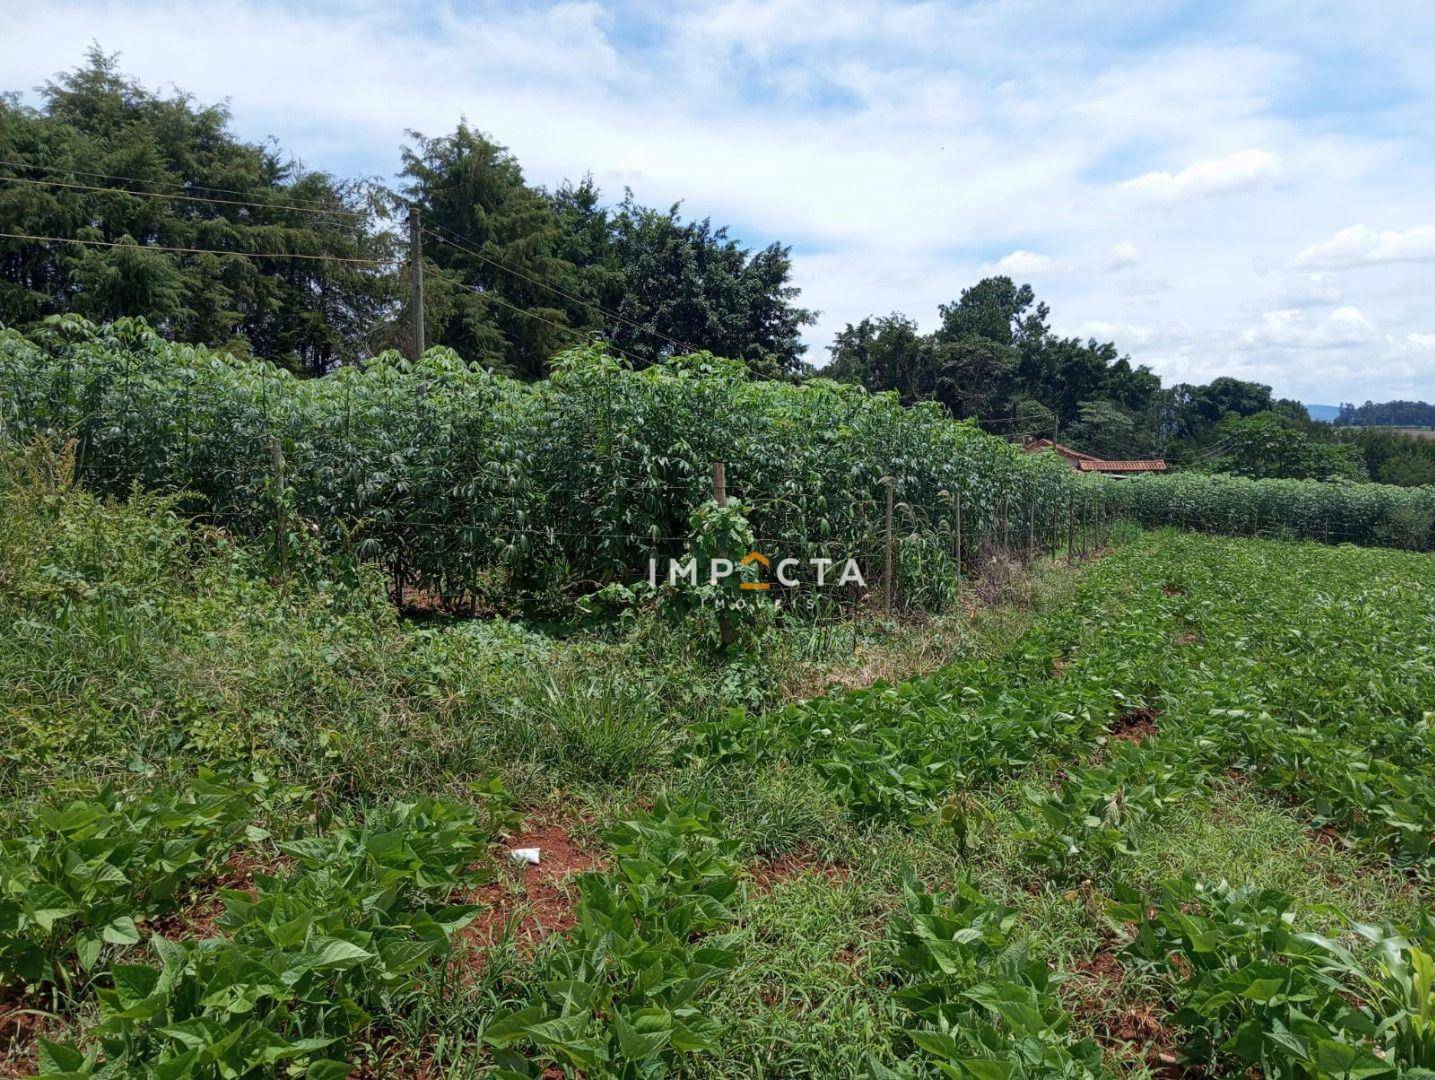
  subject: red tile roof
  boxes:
[1077,458,1167,473]
[1023,438,1100,461]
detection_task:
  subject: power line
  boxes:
[423,224,704,357]
[0,159,371,220]
[0,174,371,221]
[0,230,388,266]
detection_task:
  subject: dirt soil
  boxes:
[1064,948,1189,1077]
[747,847,851,892]
[454,817,603,975]
[0,988,49,1080]
[1108,707,1160,745]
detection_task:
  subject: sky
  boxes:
[3,0,1434,405]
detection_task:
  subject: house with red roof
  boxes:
[1022,438,1166,475]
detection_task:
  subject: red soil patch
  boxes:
[0,989,51,1080]
[1161,585,1184,597]
[453,818,602,976]
[394,583,495,619]
[1108,707,1160,745]
[1064,950,1188,1077]
[149,849,291,942]
[747,847,850,892]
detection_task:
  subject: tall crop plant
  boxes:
[0,317,1080,610]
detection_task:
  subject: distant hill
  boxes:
[1305,404,1340,422]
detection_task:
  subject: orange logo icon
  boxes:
[738,551,771,589]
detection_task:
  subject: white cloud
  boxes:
[1276,272,1342,307]
[1,1,1434,401]
[1295,224,1435,268]
[1119,148,1283,203]
[1107,242,1141,270]
[1241,306,1377,350]
[1408,332,1435,349]
[1079,320,1155,345]
[991,249,1055,274]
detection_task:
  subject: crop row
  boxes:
[0,317,1079,610]
[741,530,1430,1073]
[1102,471,1435,551]
[1109,878,1435,1075]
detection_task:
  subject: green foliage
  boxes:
[691,543,1185,826]
[35,792,510,1078]
[1105,471,1435,550]
[484,801,741,1077]
[1112,878,1435,1076]
[0,769,265,995]
[875,876,1105,1077]
[597,192,815,377]
[1336,400,1435,428]
[826,276,1161,445]
[655,498,774,651]
[1008,532,1435,879]
[1210,411,1365,481]
[0,314,1082,610]
[0,49,396,374]
[1345,426,1435,487]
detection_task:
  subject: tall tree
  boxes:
[825,276,1157,441]
[0,49,396,374]
[825,314,934,402]
[593,193,814,376]
[399,123,596,379]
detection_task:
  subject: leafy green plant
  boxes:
[483,801,741,1077]
[0,769,265,997]
[873,875,1105,1077]
[34,790,511,1078]
[0,315,1084,613]
[1111,877,1435,1077]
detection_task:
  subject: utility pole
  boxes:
[408,207,425,361]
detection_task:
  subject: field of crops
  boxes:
[3,317,1431,633]
[3,435,1433,1078]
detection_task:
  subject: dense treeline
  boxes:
[0,52,396,374]
[825,279,1312,459]
[1336,399,1435,428]
[0,51,813,379]
[826,281,1435,487]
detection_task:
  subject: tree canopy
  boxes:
[0,48,396,375]
[1,52,815,380]
[825,275,1164,453]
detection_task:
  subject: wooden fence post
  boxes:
[270,436,287,576]
[1067,496,1076,565]
[882,476,895,617]
[711,461,727,506]
[954,488,963,596]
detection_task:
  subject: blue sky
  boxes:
[4,0,1435,403]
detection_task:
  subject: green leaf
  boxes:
[306,1060,353,1080]
[36,1039,85,1073]
[102,915,141,945]
[305,937,375,972]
